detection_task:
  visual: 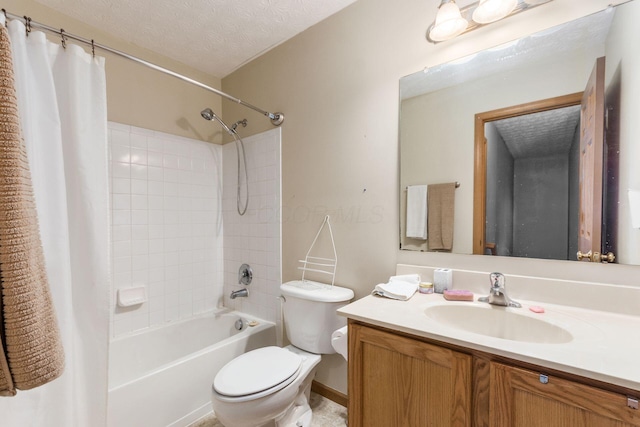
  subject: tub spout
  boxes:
[230,289,249,299]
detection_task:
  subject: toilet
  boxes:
[211,280,353,427]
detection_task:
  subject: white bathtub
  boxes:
[107,310,277,427]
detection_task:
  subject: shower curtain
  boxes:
[0,16,110,427]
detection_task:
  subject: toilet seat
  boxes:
[213,346,303,402]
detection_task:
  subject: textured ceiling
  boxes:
[32,0,356,78]
[495,105,581,159]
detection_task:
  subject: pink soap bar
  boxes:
[529,306,545,313]
[443,289,474,301]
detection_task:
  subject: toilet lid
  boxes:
[214,346,302,397]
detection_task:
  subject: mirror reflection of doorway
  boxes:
[473,92,585,260]
[484,104,581,260]
[474,56,618,262]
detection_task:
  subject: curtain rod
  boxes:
[1,9,285,126]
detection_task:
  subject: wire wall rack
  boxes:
[298,215,337,286]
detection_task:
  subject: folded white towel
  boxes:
[371,274,421,301]
[406,185,428,239]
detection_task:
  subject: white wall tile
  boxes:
[111,145,130,163]
[109,122,224,338]
[131,179,147,195]
[148,151,163,167]
[148,166,163,181]
[112,210,130,226]
[130,133,147,150]
[147,137,164,152]
[112,178,130,194]
[131,164,147,180]
[112,162,130,179]
[130,148,148,165]
[163,154,179,169]
[112,194,131,210]
[131,195,148,210]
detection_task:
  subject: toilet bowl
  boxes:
[211,280,353,427]
[212,345,320,427]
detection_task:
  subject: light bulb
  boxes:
[472,0,518,24]
[429,0,469,42]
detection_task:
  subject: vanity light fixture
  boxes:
[427,0,553,43]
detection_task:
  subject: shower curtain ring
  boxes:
[24,16,31,36]
[60,29,67,49]
[91,39,95,57]
[2,9,7,20]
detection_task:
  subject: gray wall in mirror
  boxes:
[399,2,640,265]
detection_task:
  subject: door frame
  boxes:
[473,92,584,255]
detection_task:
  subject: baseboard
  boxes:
[311,380,348,408]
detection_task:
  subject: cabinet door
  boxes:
[490,362,640,426]
[348,323,472,427]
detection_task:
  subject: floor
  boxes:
[190,392,348,427]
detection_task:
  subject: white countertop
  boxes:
[338,292,640,392]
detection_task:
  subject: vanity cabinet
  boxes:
[348,322,472,427]
[491,362,640,426]
[348,321,640,427]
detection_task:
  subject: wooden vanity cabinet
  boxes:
[491,362,640,426]
[348,321,640,427]
[348,322,473,427]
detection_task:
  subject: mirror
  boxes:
[399,1,640,265]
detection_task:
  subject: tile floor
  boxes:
[190,392,347,427]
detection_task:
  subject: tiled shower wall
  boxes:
[222,128,282,324]
[109,123,224,337]
[108,123,282,337]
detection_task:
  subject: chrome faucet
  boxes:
[478,272,521,308]
[230,288,249,299]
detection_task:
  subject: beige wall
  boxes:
[222,0,634,393]
[5,0,223,143]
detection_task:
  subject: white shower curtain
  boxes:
[0,17,110,427]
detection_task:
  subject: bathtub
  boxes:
[107,310,277,427]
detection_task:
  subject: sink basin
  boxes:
[425,303,573,344]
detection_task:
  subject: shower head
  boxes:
[201,108,215,121]
[200,107,235,136]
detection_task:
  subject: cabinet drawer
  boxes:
[490,362,640,427]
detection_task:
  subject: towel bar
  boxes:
[405,182,460,190]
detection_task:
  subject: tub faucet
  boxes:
[478,272,521,308]
[230,288,249,299]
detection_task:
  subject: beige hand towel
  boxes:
[427,183,456,251]
[0,23,64,396]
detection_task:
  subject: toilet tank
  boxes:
[280,280,354,354]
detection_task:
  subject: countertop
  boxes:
[338,292,640,392]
